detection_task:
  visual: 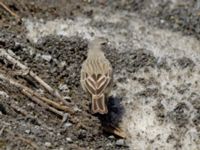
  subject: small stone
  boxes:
[116,139,125,146]
[59,61,66,68]
[45,142,52,147]
[41,54,52,62]
[66,137,73,143]
[73,106,82,112]
[160,19,165,24]
[25,130,30,134]
[106,143,113,147]
[57,133,61,136]
[108,135,115,139]
[64,122,72,128]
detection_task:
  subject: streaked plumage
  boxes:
[80,37,113,114]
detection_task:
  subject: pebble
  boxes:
[45,142,52,147]
[59,61,66,68]
[25,130,30,134]
[160,19,165,24]
[66,137,73,143]
[73,106,82,112]
[41,54,52,62]
[116,139,125,146]
[64,122,72,128]
[108,135,115,139]
[57,133,61,136]
[106,143,113,147]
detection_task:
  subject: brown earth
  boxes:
[0,0,199,150]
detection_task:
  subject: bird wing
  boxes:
[81,67,112,96]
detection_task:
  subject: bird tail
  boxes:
[91,94,108,114]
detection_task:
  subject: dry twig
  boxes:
[22,89,66,117]
[10,103,28,116]
[0,1,20,19]
[0,72,74,117]
[0,48,71,106]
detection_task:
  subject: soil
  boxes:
[0,0,200,150]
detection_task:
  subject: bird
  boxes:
[80,37,113,114]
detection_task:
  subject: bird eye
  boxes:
[101,42,107,46]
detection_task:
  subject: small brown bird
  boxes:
[80,37,113,114]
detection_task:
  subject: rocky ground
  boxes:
[0,0,200,150]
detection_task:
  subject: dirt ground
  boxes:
[0,0,200,150]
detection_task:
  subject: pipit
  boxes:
[80,37,113,114]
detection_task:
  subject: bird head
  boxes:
[88,37,108,50]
